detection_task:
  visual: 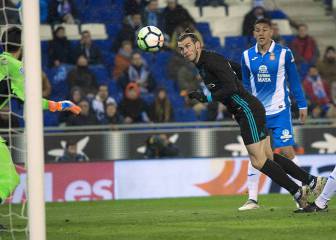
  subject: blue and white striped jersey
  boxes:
[241,41,307,115]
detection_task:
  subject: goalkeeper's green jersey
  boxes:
[0,52,49,110]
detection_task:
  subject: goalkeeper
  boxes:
[0,27,81,203]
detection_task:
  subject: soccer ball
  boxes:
[137,26,164,52]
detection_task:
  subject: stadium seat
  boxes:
[282,35,295,45]
[174,108,197,122]
[268,10,288,19]
[40,25,53,41]
[228,5,250,17]
[81,24,108,40]
[82,6,123,24]
[199,109,208,121]
[106,24,122,39]
[102,52,115,69]
[141,93,155,105]
[108,79,123,103]
[202,7,227,18]
[95,40,111,51]
[272,19,293,35]
[186,6,200,19]
[86,0,115,8]
[46,64,72,100]
[196,22,211,36]
[212,17,244,45]
[53,24,81,40]
[41,41,49,69]
[204,36,221,49]
[225,36,248,48]
[89,65,110,85]
[44,111,60,126]
[169,94,184,108]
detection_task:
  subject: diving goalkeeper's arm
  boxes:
[0,51,81,115]
[0,27,81,203]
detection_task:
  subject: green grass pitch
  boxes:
[1,194,336,240]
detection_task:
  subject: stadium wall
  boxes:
[9,155,336,203]
[8,125,336,162]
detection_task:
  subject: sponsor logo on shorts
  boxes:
[280,129,292,142]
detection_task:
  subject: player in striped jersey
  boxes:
[239,18,326,211]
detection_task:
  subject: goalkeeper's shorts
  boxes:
[0,136,20,202]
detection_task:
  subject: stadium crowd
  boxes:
[1,0,336,126]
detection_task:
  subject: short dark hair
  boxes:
[81,30,90,36]
[177,28,199,43]
[1,26,21,52]
[298,23,308,28]
[326,46,335,52]
[254,18,272,28]
[66,140,77,149]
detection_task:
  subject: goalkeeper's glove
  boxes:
[188,90,208,103]
[48,100,81,115]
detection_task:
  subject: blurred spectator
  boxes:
[91,84,117,122]
[162,0,195,37]
[253,0,265,7]
[119,52,156,93]
[207,102,228,121]
[42,71,52,98]
[56,141,88,162]
[119,82,150,123]
[142,0,163,28]
[170,23,204,49]
[271,22,286,46]
[48,0,78,24]
[59,87,83,125]
[67,55,98,97]
[149,88,173,122]
[74,31,103,65]
[112,12,143,52]
[324,0,333,15]
[48,26,73,67]
[40,0,49,23]
[0,0,20,25]
[113,40,133,79]
[101,102,123,125]
[0,106,19,129]
[124,0,147,16]
[242,6,269,36]
[303,65,331,118]
[317,46,336,86]
[290,23,319,66]
[66,99,98,126]
[144,134,179,158]
[167,51,199,93]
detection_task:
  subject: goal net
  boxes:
[0,0,45,239]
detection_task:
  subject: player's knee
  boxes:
[250,158,264,170]
[281,151,295,160]
[13,171,20,187]
[265,147,273,160]
[9,169,20,190]
[277,147,295,160]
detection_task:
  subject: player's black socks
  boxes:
[273,153,316,186]
[260,159,300,195]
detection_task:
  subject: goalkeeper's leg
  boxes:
[0,137,20,203]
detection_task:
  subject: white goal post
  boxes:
[22,0,46,239]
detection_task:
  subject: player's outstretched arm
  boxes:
[47,100,81,115]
